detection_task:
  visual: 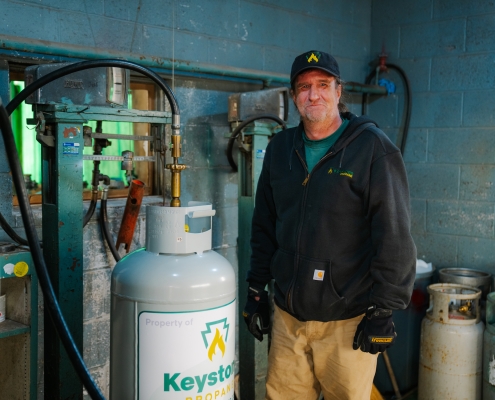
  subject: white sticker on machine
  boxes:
[256,149,265,159]
[63,142,80,155]
[138,300,236,400]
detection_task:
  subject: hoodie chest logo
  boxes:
[328,167,353,179]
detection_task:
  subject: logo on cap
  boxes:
[306,52,321,63]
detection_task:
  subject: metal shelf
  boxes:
[0,246,37,400]
[0,318,30,339]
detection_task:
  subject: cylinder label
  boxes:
[138,300,236,400]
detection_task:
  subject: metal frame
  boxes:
[237,122,273,399]
[35,103,171,398]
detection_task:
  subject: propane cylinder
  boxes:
[418,283,484,400]
[439,268,492,322]
[483,292,495,399]
[110,202,236,400]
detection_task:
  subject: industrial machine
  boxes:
[227,87,289,399]
[0,59,181,399]
[25,62,174,399]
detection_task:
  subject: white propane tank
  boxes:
[483,292,495,399]
[418,283,484,400]
[110,202,236,400]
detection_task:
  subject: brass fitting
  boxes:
[166,134,186,207]
[458,300,472,314]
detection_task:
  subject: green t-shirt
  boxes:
[303,118,349,173]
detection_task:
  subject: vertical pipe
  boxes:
[382,350,402,399]
[132,89,150,184]
[168,134,183,207]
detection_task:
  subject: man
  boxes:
[242,50,416,400]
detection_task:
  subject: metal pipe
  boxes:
[0,34,388,94]
[381,350,402,400]
[115,179,145,254]
[344,81,388,95]
[0,34,288,85]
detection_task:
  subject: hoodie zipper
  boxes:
[296,150,336,186]
[287,148,335,313]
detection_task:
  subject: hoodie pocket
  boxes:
[292,255,347,321]
[269,248,294,298]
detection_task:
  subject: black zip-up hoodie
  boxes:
[248,112,417,322]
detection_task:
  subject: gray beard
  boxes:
[301,108,330,123]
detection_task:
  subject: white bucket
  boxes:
[0,294,5,323]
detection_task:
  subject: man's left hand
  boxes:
[352,306,396,354]
[242,287,270,342]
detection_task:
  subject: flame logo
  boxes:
[201,318,230,362]
[207,328,226,361]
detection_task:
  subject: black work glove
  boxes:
[352,305,396,354]
[242,286,270,342]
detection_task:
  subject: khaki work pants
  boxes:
[266,305,378,400]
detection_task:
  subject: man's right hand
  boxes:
[242,286,270,341]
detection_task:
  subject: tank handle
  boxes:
[188,210,216,218]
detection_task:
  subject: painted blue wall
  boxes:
[0,0,372,397]
[370,0,495,274]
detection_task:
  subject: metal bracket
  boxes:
[36,133,54,148]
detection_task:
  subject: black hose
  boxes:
[83,191,98,227]
[0,99,105,400]
[227,114,287,172]
[0,210,30,246]
[361,68,376,116]
[387,63,412,155]
[361,64,412,155]
[99,194,121,263]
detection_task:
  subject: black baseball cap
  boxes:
[290,50,340,84]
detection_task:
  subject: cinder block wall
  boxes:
[0,0,372,398]
[370,0,495,273]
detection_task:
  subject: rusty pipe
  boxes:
[115,179,145,253]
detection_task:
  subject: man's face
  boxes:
[291,69,342,123]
